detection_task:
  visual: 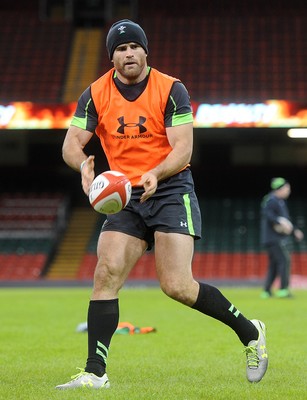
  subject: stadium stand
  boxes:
[1,1,306,103]
[0,193,69,280]
[0,11,73,103]
[133,15,306,103]
[63,28,104,103]
[134,0,307,102]
[46,207,98,279]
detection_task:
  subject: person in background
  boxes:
[260,177,304,298]
[56,19,268,390]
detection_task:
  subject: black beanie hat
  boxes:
[106,19,148,60]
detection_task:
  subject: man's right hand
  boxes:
[81,155,95,195]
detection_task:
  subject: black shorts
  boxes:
[101,191,202,250]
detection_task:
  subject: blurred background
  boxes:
[0,0,306,284]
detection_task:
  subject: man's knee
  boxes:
[160,279,196,305]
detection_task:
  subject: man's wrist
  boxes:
[80,160,86,171]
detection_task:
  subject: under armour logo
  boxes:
[260,345,268,359]
[180,221,188,227]
[118,25,126,34]
[117,116,147,134]
[81,379,94,388]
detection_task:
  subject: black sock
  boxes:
[192,282,258,346]
[85,299,119,376]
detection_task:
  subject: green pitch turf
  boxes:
[1,286,306,399]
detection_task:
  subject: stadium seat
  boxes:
[0,193,68,280]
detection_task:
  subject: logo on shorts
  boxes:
[180,221,188,227]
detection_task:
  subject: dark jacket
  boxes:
[260,192,291,246]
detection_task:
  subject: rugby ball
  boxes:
[273,216,293,235]
[89,171,131,214]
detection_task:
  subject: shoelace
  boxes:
[70,367,88,380]
[244,345,259,369]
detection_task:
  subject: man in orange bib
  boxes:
[56,19,268,390]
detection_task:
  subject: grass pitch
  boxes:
[1,285,306,400]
